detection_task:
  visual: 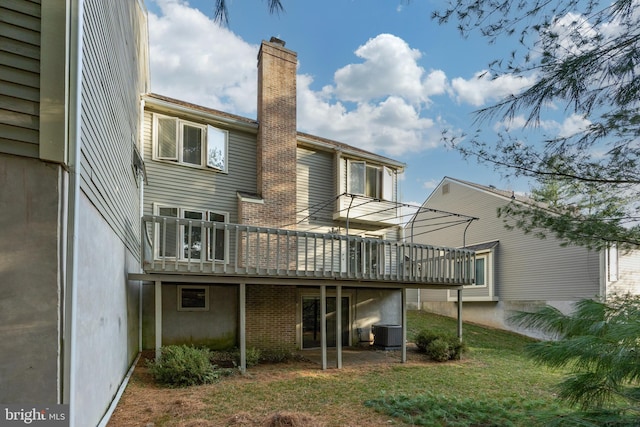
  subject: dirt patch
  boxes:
[225,411,325,427]
[107,349,434,427]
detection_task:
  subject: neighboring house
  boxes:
[407,177,640,336]
[1,1,147,426]
[130,39,476,369]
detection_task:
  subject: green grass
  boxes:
[116,310,578,426]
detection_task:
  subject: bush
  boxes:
[414,329,466,362]
[147,345,219,387]
[245,347,262,367]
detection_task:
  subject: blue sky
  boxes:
[144,0,587,205]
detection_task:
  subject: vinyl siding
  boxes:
[609,249,640,295]
[296,146,401,241]
[142,109,258,224]
[296,146,335,229]
[413,179,601,301]
[0,0,40,158]
[79,0,147,258]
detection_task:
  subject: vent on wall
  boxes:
[442,183,450,195]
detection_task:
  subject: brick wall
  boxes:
[245,285,297,352]
[239,38,298,229]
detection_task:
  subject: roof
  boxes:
[441,176,540,206]
[142,93,405,170]
[464,240,499,251]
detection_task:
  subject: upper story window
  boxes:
[153,113,228,172]
[348,160,393,201]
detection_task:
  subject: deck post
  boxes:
[457,289,463,341]
[336,285,342,369]
[155,281,162,361]
[401,288,407,363]
[239,283,246,373]
[321,285,327,370]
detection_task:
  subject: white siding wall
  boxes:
[608,249,640,296]
[73,1,147,425]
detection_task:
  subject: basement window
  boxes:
[177,285,209,311]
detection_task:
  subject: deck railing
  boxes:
[142,215,475,285]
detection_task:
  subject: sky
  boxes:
[143,0,587,206]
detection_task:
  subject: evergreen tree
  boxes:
[434,0,640,250]
[510,295,640,424]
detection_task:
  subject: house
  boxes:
[130,38,476,370]
[1,1,147,426]
[1,2,473,423]
[406,177,640,336]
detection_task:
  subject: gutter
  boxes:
[63,0,84,424]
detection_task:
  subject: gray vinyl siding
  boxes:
[413,179,601,301]
[142,109,258,224]
[297,146,335,229]
[79,0,147,258]
[296,146,401,241]
[0,0,40,158]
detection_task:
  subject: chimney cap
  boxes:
[269,36,286,47]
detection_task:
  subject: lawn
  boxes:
[107,311,570,426]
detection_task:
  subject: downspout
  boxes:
[138,99,145,353]
[64,0,84,423]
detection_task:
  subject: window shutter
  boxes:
[206,125,227,171]
[156,116,178,160]
[382,167,393,201]
[349,161,365,195]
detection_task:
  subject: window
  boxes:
[469,253,489,287]
[348,160,393,200]
[608,243,618,282]
[155,206,228,261]
[154,114,228,172]
[178,285,209,311]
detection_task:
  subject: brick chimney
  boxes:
[240,37,298,228]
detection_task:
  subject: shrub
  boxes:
[414,329,466,362]
[426,338,452,362]
[414,330,441,352]
[147,345,219,387]
[245,347,262,367]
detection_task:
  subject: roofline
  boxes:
[298,133,406,170]
[143,93,406,170]
[142,93,259,132]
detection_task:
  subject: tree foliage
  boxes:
[434,0,640,249]
[213,0,284,24]
[510,295,640,422]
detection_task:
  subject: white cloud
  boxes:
[451,71,536,107]
[333,34,447,104]
[421,179,440,190]
[558,113,591,138]
[148,0,258,115]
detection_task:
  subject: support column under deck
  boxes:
[401,288,407,363]
[320,285,327,370]
[457,289,463,341]
[336,285,342,369]
[155,281,162,361]
[239,283,246,374]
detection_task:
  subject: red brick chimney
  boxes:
[240,37,298,229]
